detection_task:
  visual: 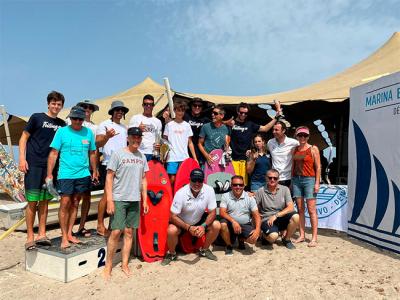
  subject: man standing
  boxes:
[254,169,299,249]
[96,100,129,236]
[267,121,299,187]
[47,106,98,249]
[129,94,162,161]
[198,105,230,165]
[219,175,261,255]
[162,169,221,265]
[103,127,149,280]
[230,102,281,185]
[19,91,65,250]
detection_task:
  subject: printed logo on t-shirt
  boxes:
[42,121,62,131]
[121,158,144,165]
[143,124,156,133]
[188,120,205,129]
[82,139,89,144]
[232,125,249,132]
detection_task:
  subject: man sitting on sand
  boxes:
[254,169,299,249]
[47,106,98,249]
[219,175,261,255]
[103,127,149,280]
[162,168,221,265]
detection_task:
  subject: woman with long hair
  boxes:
[246,134,271,192]
[291,126,321,247]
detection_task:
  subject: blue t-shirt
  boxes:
[199,122,229,153]
[50,126,96,179]
[251,154,271,183]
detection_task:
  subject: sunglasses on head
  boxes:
[232,183,244,187]
[297,133,309,138]
[267,176,278,181]
[71,117,84,121]
[80,104,94,110]
[238,111,248,115]
[143,102,154,107]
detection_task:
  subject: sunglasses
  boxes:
[297,133,309,138]
[191,179,203,183]
[80,104,94,110]
[143,103,154,107]
[192,104,202,108]
[211,111,222,116]
[114,108,125,112]
[267,176,278,181]
[238,111,248,115]
[70,117,84,121]
[232,183,244,187]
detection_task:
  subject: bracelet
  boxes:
[201,223,207,229]
[275,213,279,218]
[187,225,192,231]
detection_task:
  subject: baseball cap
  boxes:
[127,127,143,136]
[190,168,204,182]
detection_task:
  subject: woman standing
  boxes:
[291,126,321,247]
[246,134,271,192]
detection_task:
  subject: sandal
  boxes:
[308,240,318,247]
[35,236,52,246]
[293,237,305,244]
[75,228,92,238]
[25,241,36,251]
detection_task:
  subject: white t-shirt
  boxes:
[163,120,193,162]
[129,114,162,155]
[96,119,127,166]
[171,184,217,225]
[267,136,299,181]
[66,118,98,136]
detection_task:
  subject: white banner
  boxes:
[348,72,400,254]
[305,185,348,232]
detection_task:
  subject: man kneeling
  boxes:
[219,175,261,255]
[255,169,299,249]
[162,169,221,265]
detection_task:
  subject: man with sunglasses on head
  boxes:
[254,169,299,250]
[47,106,98,249]
[267,121,299,187]
[219,175,261,255]
[19,91,66,250]
[230,102,282,186]
[66,99,100,238]
[96,100,129,236]
[198,105,230,165]
[129,94,162,161]
[162,168,221,265]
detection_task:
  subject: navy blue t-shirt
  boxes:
[230,120,260,160]
[251,154,271,183]
[24,113,65,167]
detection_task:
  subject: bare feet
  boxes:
[97,227,111,237]
[308,240,318,247]
[102,268,112,281]
[61,240,71,249]
[121,265,132,277]
[293,237,305,244]
[67,236,82,244]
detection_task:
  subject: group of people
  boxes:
[18,90,321,279]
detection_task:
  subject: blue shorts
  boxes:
[57,176,91,196]
[166,161,181,175]
[250,180,264,192]
[292,176,316,200]
[144,154,154,161]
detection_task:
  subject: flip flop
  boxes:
[25,241,36,251]
[35,237,52,246]
[75,228,92,238]
[292,238,305,244]
[308,240,318,247]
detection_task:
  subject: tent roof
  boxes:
[176,32,400,105]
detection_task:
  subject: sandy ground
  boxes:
[0,219,399,300]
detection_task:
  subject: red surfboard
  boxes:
[173,158,200,195]
[139,160,173,262]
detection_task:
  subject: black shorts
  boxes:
[261,211,298,236]
[25,166,58,202]
[220,218,255,241]
[278,180,291,187]
[57,176,91,196]
[91,164,107,191]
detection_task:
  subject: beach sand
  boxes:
[0,220,399,300]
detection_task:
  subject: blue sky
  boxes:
[0,0,399,116]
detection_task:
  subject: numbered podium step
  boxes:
[25,232,124,282]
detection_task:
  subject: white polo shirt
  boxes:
[171,183,217,225]
[267,136,299,181]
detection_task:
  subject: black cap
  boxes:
[190,168,204,182]
[127,127,143,136]
[67,106,86,119]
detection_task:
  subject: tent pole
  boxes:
[0,105,14,159]
[163,77,176,119]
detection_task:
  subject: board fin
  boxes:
[147,190,163,205]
